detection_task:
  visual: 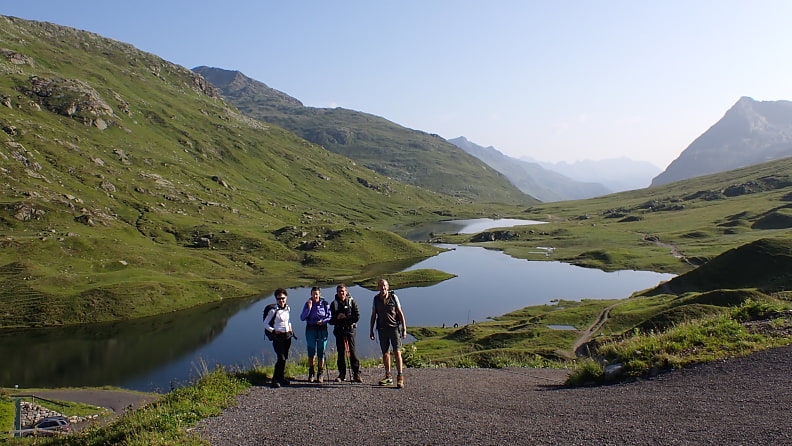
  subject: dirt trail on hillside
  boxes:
[640,232,700,267]
[196,345,792,445]
[570,301,620,356]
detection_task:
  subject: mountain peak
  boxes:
[651,97,792,186]
[193,66,303,107]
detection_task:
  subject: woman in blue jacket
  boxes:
[300,286,331,383]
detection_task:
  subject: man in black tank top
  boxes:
[369,279,407,388]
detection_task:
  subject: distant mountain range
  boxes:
[534,158,661,193]
[193,66,533,205]
[652,97,792,186]
[447,137,612,202]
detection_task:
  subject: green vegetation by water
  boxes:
[409,299,613,365]
[354,268,457,290]
[567,297,792,386]
[400,158,792,382]
[0,395,13,435]
[2,370,247,445]
[437,156,792,275]
[2,17,792,442]
[0,16,519,329]
[0,391,108,437]
[406,237,792,385]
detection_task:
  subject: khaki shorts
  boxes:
[377,327,402,354]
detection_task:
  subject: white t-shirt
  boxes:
[265,305,292,334]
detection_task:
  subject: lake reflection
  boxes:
[0,219,674,392]
[397,218,547,242]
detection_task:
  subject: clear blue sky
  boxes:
[4,1,792,168]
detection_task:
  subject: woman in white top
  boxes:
[264,288,293,388]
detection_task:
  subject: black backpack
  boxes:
[263,303,279,341]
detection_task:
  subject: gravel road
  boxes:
[197,344,792,445]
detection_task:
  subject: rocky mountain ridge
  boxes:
[652,96,792,186]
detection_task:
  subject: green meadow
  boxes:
[409,158,792,379]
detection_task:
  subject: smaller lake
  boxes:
[0,219,674,392]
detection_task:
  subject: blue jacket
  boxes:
[300,298,331,327]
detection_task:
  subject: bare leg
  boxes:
[395,351,403,375]
[382,352,391,375]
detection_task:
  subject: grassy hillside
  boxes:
[0,16,514,328]
[645,238,792,295]
[411,238,792,371]
[434,155,792,274]
[411,158,792,369]
[193,67,536,205]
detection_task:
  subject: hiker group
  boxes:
[263,279,407,389]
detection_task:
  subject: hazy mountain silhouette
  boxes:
[534,158,662,192]
[448,137,611,202]
[652,97,792,186]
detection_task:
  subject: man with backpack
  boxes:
[264,288,294,388]
[369,279,407,389]
[329,283,362,383]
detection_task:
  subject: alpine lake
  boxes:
[0,219,674,392]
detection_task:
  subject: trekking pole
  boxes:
[344,336,351,380]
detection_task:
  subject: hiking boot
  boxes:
[270,380,281,389]
[334,375,345,382]
[378,374,393,386]
[352,373,363,383]
[317,368,324,383]
[279,379,291,386]
[396,374,404,389]
[308,367,315,383]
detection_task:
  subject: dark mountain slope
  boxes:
[193,66,536,205]
[647,238,792,295]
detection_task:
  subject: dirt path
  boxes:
[570,301,620,357]
[196,344,792,445]
[640,232,700,266]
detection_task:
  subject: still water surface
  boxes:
[0,219,674,391]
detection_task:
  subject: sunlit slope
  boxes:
[0,16,468,327]
[435,156,792,274]
[193,66,536,205]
